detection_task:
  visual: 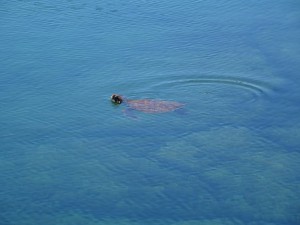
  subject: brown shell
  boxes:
[127,99,184,113]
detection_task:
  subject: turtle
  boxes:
[111,94,185,114]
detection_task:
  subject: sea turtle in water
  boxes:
[111,94,185,114]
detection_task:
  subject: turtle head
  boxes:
[111,94,123,104]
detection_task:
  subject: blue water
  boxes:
[1,0,300,224]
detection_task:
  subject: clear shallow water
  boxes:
[1,0,300,224]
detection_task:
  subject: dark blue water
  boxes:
[1,0,300,224]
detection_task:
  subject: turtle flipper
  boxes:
[174,107,187,115]
[122,108,138,119]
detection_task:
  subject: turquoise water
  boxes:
[1,0,300,224]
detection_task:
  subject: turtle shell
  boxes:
[126,99,184,113]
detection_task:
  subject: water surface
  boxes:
[1,0,300,224]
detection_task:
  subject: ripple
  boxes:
[155,76,267,92]
[142,74,274,103]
